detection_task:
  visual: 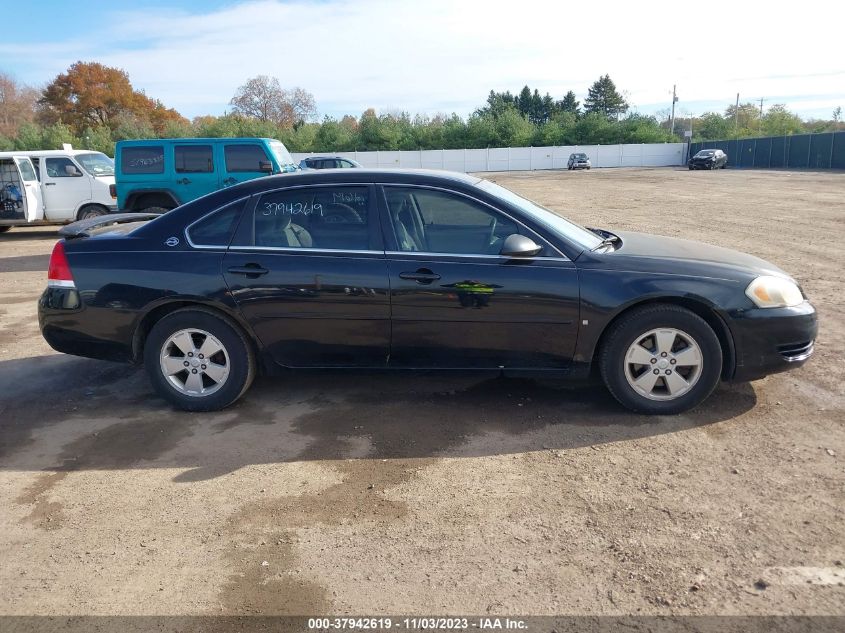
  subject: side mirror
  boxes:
[259,161,274,173]
[65,165,82,177]
[500,234,542,258]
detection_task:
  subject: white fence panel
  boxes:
[292,143,686,173]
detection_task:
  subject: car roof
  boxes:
[115,137,279,145]
[0,149,107,158]
[259,168,479,186]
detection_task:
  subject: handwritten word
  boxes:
[333,192,366,204]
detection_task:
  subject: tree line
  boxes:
[0,62,842,157]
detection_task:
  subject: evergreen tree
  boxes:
[559,90,580,115]
[584,75,628,120]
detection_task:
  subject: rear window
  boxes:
[175,145,213,173]
[224,144,270,172]
[187,200,244,247]
[121,146,164,174]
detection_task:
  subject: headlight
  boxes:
[745,276,804,308]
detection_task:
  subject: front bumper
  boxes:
[571,162,591,169]
[726,301,818,382]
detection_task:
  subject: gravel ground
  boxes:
[0,167,842,619]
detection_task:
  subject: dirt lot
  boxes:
[0,168,843,619]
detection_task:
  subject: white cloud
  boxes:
[6,0,845,119]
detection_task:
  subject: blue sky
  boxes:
[3,0,843,122]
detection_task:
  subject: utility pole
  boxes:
[670,85,678,137]
[734,93,740,138]
[759,97,765,133]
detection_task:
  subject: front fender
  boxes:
[573,268,742,364]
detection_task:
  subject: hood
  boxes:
[601,230,790,279]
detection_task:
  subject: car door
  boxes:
[41,156,92,220]
[222,183,390,367]
[13,157,44,222]
[173,143,219,202]
[221,142,272,188]
[381,185,580,369]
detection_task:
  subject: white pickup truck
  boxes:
[0,145,117,233]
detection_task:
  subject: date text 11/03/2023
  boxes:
[307,617,528,630]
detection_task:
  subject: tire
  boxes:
[140,206,170,215]
[77,205,108,221]
[599,304,722,415]
[0,226,11,233]
[143,307,256,411]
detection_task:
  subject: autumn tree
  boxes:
[229,76,317,128]
[38,61,185,135]
[584,74,629,120]
[0,72,38,138]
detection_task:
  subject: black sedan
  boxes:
[39,169,816,414]
[689,149,728,170]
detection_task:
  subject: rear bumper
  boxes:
[39,287,134,362]
[727,301,818,382]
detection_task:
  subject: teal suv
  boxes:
[114,138,298,213]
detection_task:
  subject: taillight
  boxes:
[47,241,75,288]
[109,184,116,199]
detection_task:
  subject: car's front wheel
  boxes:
[144,308,255,411]
[599,304,722,414]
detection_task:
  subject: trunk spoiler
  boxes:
[58,212,163,239]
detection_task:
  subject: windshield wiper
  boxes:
[586,227,621,251]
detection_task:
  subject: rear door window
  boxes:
[175,145,213,173]
[121,146,165,174]
[252,186,373,251]
[224,144,270,172]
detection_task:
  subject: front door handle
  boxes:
[223,177,237,186]
[44,182,56,186]
[227,264,269,277]
[399,269,441,284]
[176,177,192,185]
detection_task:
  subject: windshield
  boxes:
[269,141,298,172]
[696,150,715,157]
[572,153,587,159]
[75,152,114,176]
[476,180,603,251]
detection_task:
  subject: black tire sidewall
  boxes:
[78,206,107,221]
[600,306,722,414]
[144,309,253,411]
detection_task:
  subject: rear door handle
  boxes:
[227,264,269,277]
[399,269,441,284]
[176,177,192,185]
[45,182,56,186]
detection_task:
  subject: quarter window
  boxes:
[187,200,245,247]
[384,187,518,255]
[224,144,270,172]
[254,186,371,250]
[121,146,165,174]
[175,145,213,173]
[45,157,81,178]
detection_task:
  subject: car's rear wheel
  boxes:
[599,304,722,414]
[144,308,255,411]
[0,226,11,233]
